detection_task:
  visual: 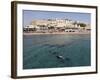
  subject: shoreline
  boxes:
[23,32,90,35]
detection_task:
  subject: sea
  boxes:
[23,34,91,69]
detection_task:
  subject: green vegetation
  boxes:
[78,23,86,27]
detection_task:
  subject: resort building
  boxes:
[24,19,90,33]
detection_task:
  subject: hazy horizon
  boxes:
[23,10,91,27]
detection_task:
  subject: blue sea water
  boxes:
[23,34,91,69]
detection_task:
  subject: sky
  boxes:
[23,10,91,27]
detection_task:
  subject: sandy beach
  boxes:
[23,32,90,35]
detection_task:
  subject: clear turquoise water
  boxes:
[23,34,91,69]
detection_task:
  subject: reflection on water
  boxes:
[23,34,91,69]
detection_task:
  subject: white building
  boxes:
[24,25,34,28]
[24,19,90,32]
